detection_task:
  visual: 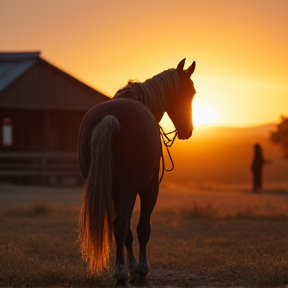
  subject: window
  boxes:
[2,118,13,147]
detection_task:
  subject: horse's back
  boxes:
[78,98,161,191]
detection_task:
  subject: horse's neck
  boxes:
[114,69,179,122]
[152,106,166,123]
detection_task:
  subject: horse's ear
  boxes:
[177,58,186,72]
[186,61,196,77]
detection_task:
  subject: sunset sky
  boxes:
[1,0,287,127]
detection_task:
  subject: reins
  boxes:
[159,125,178,183]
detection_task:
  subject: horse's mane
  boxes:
[113,69,180,117]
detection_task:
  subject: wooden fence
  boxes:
[0,152,83,185]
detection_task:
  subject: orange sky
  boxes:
[1,0,287,127]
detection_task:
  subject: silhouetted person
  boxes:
[251,143,270,192]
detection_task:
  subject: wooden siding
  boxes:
[1,109,84,152]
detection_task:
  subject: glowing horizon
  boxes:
[1,0,287,127]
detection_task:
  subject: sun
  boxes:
[159,102,217,132]
[193,102,217,127]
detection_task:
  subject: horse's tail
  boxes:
[79,115,121,273]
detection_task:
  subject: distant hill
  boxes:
[161,124,288,190]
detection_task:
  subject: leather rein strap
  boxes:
[159,125,178,183]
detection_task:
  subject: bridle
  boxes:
[159,125,178,183]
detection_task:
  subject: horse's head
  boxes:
[166,59,196,140]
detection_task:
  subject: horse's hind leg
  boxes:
[113,192,136,287]
[125,222,137,283]
[136,174,159,278]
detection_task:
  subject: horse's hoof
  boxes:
[128,272,137,285]
[133,276,153,287]
[112,263,129,280]
[136,260,150,277]
[114,279,131,288]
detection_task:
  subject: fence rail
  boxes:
[0,152,82,185]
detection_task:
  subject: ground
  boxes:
[0,183,287,288]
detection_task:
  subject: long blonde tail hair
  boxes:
[79,115,121,273]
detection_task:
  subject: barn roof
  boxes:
[0,52,40,92]
[0,51,109,110]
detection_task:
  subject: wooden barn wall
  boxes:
[0,61,109,110]
[1,109,85,152]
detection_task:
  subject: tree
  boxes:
[270,116,288,159]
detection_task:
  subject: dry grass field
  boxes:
[0,184,288,288]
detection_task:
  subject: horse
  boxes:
[78,58,196,287]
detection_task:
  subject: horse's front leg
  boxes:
[112,192,136,287]
[136,222,151,278]
[136,175,159,280]
[125,223,138,284]
[113,217,129,287]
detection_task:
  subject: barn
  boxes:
[0,51,109,185]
